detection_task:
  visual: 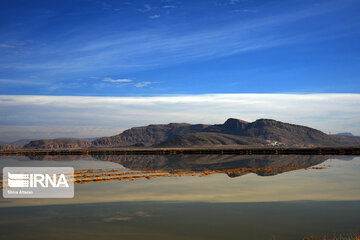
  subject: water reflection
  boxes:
[0,155,359,239]
[93,154,332,177]
[0,155,334,184]
[60,154,333,184]
[20,154,335,176]
[0,155,359,206]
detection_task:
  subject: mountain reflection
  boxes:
[92,154,329,177]
[1,155,359,204]
[17,155,333,185]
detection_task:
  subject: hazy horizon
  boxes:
[0,93,359,142]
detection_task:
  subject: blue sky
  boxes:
[1,0,360,141]
[1,0,360,96]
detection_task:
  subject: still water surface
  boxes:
[0,155,359,239]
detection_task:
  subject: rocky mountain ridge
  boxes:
[3,118,360,149]
[91,118,344,148]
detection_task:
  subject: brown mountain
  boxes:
[219,118,339,147]
[92,123,210,147]
[92,118,352,148]
[154,132,269,147]
[16,118,360,149]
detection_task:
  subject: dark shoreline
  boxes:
[0,147,360,156]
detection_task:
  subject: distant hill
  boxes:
[10,139,34,146]
[335,132,354,136]
[0,144,22,150]
[0,139,34,146]
[10,118,360,150]
[23,138,92,149]
[330,135,360,146]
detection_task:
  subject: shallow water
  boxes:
[0,155,359,239]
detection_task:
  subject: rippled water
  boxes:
[0,155,359,239]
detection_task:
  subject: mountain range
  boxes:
[90,118,360,148]
[2,118,360,150]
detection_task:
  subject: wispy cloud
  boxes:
[0,44,16,48]
[102,77,132,83]
[232,9,257,13]
[0,78,47,85]
[163,5,176,9]
[134,82,153,87]
[137,4,152,12]
[149,14,160,19]
[229,0,239,5]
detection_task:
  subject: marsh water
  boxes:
[0,154,359,240]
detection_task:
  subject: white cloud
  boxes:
[0,44,16,48]
[137,4,152,12]
[102,77,132,83]
[134,82,152,87]
[232,9,257,13]
[163,5,176,9]
[0,94,359,141]
[149,14,160,19]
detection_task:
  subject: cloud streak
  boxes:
[0,78,48,86]
[0,94,359,141]
[134,82,153,87]
[137,4,152,12]
[0,44,16,48]
[149,14,160,19]
[102,77,133,83]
